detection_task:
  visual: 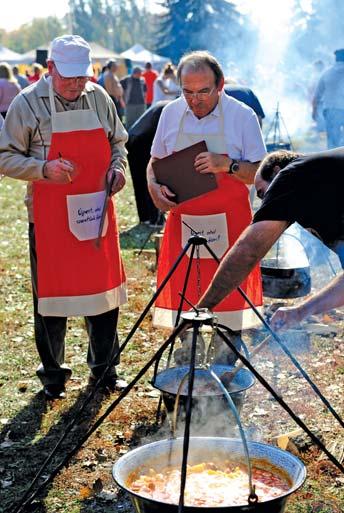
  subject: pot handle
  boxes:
[209,368,258,505]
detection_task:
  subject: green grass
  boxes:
[0,174,343,513]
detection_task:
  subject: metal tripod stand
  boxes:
[10,233,344,513]
[265,102,294,152]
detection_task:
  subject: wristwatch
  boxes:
[228,159,240,174]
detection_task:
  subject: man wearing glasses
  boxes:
[147,51,266,353]
[0,35,128,399]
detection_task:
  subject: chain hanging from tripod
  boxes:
[195,243,202,300]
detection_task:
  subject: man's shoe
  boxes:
[88,374,128,393]
[43,384,66,400]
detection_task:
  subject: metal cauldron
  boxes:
[261,227,311,299]
[113,436,306,513]
[152,365,255,430]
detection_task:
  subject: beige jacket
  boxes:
[0,75,128,221]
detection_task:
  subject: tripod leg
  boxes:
[213,326,344,474]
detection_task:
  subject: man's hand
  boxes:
[270,306,302,331]
[148,181,177,211]
[194,152,229,174]
[107,169,126,195]
[43,159,75,183]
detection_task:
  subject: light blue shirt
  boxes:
[314,62,344,110]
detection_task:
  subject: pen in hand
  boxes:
[58,152,73,183]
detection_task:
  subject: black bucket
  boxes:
[261,262,311,298]
[153,365,255,433]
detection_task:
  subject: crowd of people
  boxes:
[0,34,343,401]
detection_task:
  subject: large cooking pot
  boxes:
[260,227,311,299]
[153,365,255,429]
[113,437,306,513]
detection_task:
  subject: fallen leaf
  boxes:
[79,486,92,499]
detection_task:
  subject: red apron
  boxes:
[154,97,262,330]
[33,83,126,317]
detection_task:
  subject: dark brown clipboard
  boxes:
[152,140,218,204]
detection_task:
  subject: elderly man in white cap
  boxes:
[0,35,128,399]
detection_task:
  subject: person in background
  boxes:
[224,78,265,128]
[121,66,146,128]
[0,34,128,400]
[313,49,344,148]
[12,65,29,90]
[142,62,158,109]
[147,51,266,351]
[97,65,107,88]
[0,62,21,118]
[125,58,132,75]
[308,59,325,133]
[270,272,344,331]
[104,60,125,121]
[152,62,180,104]
[28,63,44,83]
[197,149,344,322]
[126,100,169,226]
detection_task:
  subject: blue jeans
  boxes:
[323,108,344,149]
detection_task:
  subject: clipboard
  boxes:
[152,140,218,204]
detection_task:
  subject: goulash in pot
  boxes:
[127,460,291,507]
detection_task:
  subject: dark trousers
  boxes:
[110,96,124,122]
[29,224,120,386]
[127,147,159,224]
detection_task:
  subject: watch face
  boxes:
[231,160,239,172]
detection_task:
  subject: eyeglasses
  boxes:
[182,86,216,100]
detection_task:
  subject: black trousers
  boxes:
[127,144,159,224]
[29,224,120,386]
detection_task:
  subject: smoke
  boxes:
[226,0,341,145]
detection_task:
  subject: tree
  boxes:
[2,17,64,54]
[69,0,156,52]
[153,0,249,65]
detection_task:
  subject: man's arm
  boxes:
[198,220,288,310]
[0,96,46,181]
[270,272,344,331]
[194,153,260,184]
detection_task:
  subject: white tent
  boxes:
[17,48,43,64]
[89,42,121,64]
[17,42,121,65]
[120,44,169,69]
[0,46,24,64]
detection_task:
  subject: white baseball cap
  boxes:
[49,35,93,77]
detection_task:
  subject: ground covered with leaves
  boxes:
[0,175,343,513]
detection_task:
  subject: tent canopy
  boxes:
[17,42,121,65]
[120,44,169,69]
[0,46,24,64]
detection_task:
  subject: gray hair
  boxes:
[177,51,224,86]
